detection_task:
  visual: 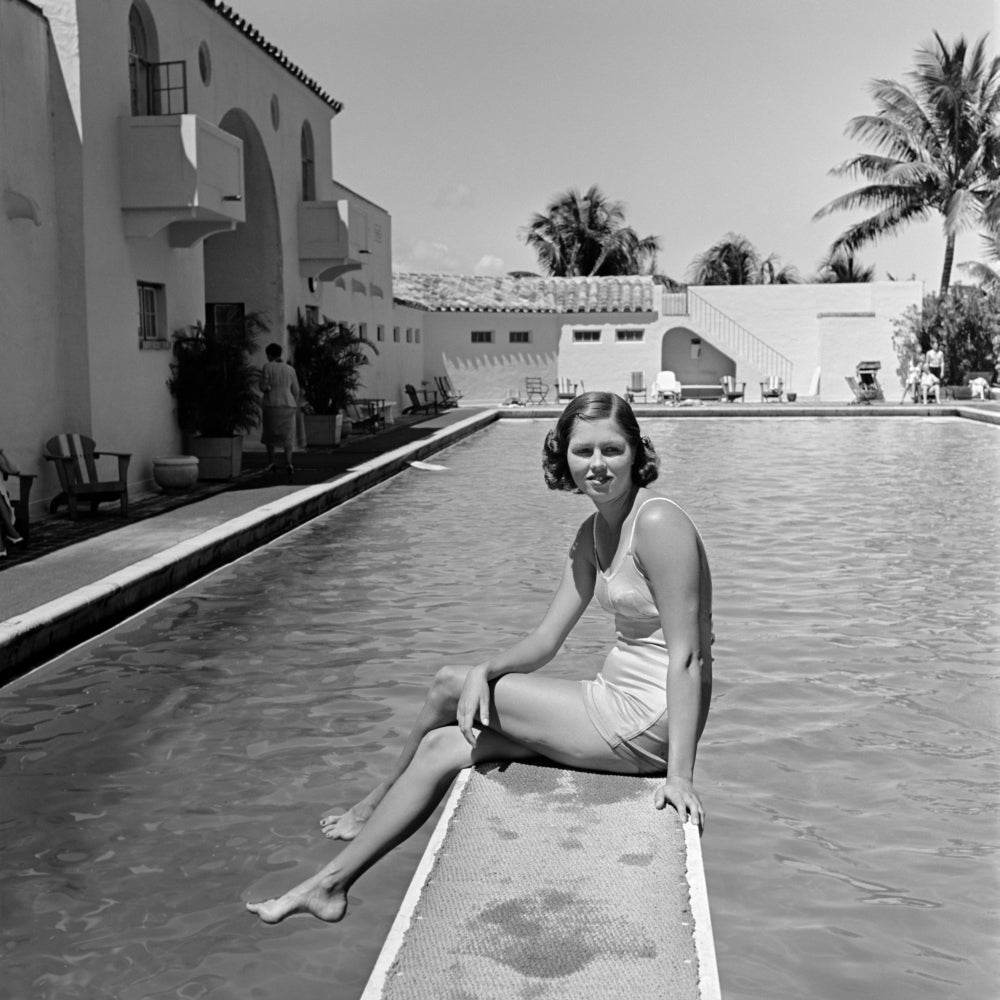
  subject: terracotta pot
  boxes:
[152,456,199,491]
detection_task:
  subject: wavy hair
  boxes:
[542,391,659,492]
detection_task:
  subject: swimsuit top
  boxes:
[592,496,712,645]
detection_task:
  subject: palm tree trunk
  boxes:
[940,234,956,295]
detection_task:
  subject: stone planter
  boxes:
[302,412,342,447]
[786,392,797,402]
[186,435,243,480]
[152,455,200,492]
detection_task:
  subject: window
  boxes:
[128,5,152,115]
[376,324,385,342]
[509,330,531,344]
[393,326,401,343]
[471,330,493,344]
[358,322,368,341]
[304,305,320,325]
[405,328,413,343]
[616,328,644,342]
[137,282,165,343]
[415,329,421,344]
[301,122,316,201]
[573,329,600,342]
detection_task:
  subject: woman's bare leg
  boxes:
[319,664,471,840]
[253,675,644,924]
[251,726,535,923]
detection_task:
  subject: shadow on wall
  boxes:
[438,352,559,401]
[661,327,734,384]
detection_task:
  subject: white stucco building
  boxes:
[1,0,923,521]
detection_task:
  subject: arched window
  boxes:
[301,122,316,201]
[128,5,150,115]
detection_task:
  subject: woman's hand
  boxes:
[653,776,705,832]
[456,665,492,745]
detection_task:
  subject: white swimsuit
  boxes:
[581,496,711,771]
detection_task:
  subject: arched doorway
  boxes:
[203,109,283,359]
[660,326,734,384]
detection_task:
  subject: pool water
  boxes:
[1,417,997,999]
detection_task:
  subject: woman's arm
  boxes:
[456,519,596,741]
[633,502,707,828]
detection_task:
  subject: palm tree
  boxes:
[815,249,876,283]
[687,233,800,285]
[814,32,1000,295]
[522,185,660,277]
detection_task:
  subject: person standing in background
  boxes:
[259,343,300,477]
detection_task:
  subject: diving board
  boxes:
[362,762,720,999]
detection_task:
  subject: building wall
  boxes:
[421,313,562,404]
[556,315,663,399]
[692,282,922,400]
[7,0,353,510]
[0,0,90,483]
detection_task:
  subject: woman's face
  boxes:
[566,417,635,501]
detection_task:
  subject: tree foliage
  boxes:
[890,286,1000,385]
[814,249,876,283]
[167,313,266,437]
[815,32,1000,295]
[288,312,378,415]
[687,232,800,285]
[522,185,661,277]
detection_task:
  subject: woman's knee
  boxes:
[428,664,470,707]
[414,726,469,768]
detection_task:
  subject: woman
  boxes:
[259,343,300,476]
[247,392,713,924]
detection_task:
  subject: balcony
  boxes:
[119,115,245,247]
[298,199,369,280]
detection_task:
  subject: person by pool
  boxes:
[246,391,713,924]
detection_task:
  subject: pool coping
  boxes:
[1,402,996,682]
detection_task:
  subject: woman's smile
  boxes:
[567,418,635,499]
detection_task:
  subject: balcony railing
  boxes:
[298,199,369,280]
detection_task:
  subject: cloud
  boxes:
[473,254,505,275]
[393,239,462,273]
[432,182,475,209]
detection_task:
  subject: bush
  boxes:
[288,312,378,415]
[891,286,1000,385]
[167,313,266,437]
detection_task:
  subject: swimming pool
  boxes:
[1,417,997,999]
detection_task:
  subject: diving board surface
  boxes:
[362,762,720,999]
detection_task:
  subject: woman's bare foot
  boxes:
[319,782,388,840]
[246,871,348,924]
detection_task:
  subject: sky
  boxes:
[232,0,996,289]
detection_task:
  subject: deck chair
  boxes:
[524,376,549,404]
[720,375,746,402]
[625,371,647,402]
[556,378,582,402]
[846,361,885,405]
[652,370,681,404]
[402,384,438,415]
[345,400,384,433]
[44,433,130,519]
[0,448,35,542]
[434,375,463,408]
[760,376,784,402]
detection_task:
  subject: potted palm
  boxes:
[167,311,266,479]
[288,312,378,446]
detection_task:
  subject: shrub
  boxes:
[891,286,1000,385]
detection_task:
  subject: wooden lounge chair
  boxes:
[345,400,384,433]
[760,376,784,402]
[433,375,463,408]
[625,371,647,402]
[44,433,130,519]
[0,449,35,543]
[402,384,438,415]
[556,378,582,402]
[524,376,549,404]
[720,375,746,402]
[652,371,681,404]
